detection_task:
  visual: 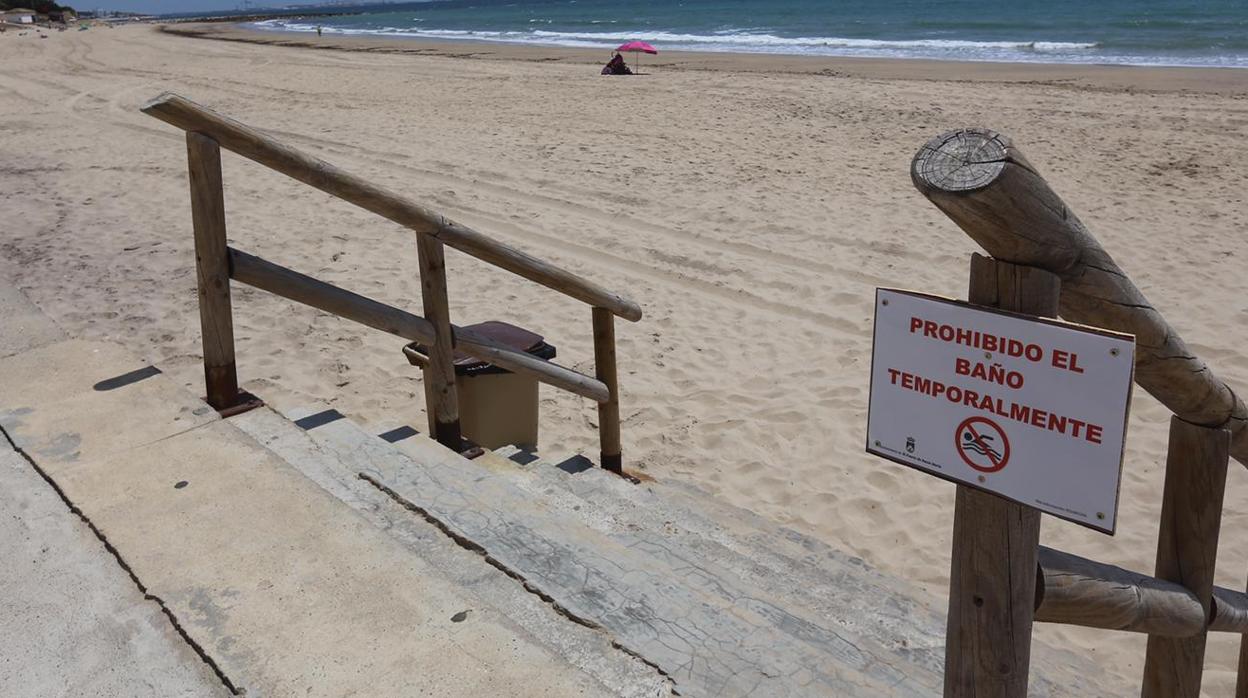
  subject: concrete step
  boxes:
[495,450,951,673]
[274,405,947,696]
[234,404,670,698]
[315,414,1118,697]
[479,445,944,664]
[497,449,1119,698]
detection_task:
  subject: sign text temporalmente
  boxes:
[886,315,1106,445]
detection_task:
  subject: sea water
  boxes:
[251,0,1248,68]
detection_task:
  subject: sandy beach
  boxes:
[3,22,1248,693]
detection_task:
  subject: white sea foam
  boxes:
[252,20,1096,51]
[249,20,1248,68]
[527,29,1099,51]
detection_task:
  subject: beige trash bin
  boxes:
[406,321,555,451]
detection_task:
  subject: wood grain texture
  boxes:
[185,132,238,410]
[1141,416,1231,698]
[1211,586,1248,634]
[943,255,1055,698]
[143,92,642,323]
[1035,546,1205,637]
[416,235,461,449]
[592,307,622,473]
[227,248,610,402]
[912,128,1248,468]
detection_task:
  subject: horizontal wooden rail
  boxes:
[1035,546,1248,637]
[1036,547,1205,637]
[228,248,610,402]
[911,128,1248,468]
[1213,587,1248,634]
[142,92,642,323]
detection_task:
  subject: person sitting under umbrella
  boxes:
[601,52,632,76]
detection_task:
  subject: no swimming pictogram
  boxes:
[955,416,1010,473]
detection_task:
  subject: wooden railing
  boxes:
[144,92,640,473]
[912,128,1248,696]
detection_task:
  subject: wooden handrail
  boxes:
[1036,546,1248,636]
[911,128,1248,468]
[142,92,642,323]
[1036,546,1206,637]
[1212,587,1248,634]
[157,96,632,467]
[228,248,610,402]
[911,129,1247,695]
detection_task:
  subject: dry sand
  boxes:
[3,22,1248,694]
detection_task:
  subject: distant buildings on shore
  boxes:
[1,8,83,31]
[0,7,37,24]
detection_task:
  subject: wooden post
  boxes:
[186,132,239,411]
[592,307,622,474]
[416,234,461,451]
[1142,417,1230,698]
[944,254,1057,698]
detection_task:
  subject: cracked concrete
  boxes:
[0,447,228,697]
[315,408,1123,697]
[234,405,670,698]
[292,406,937,696]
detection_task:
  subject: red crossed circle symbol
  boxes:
[955,416,1010,473]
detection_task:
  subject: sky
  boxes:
[87,0,256,14]
[85,0,375,18]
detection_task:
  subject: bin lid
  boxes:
[452,321,553,375]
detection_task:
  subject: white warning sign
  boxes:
[866,288,1135,534]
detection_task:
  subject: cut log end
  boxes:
[139,91,180,114]
[911,128,1009,194]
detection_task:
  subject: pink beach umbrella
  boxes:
[616,40,658,74]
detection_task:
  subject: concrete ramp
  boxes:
[0,448,227,698]
[0,339,665,697]
[0,276,65,358]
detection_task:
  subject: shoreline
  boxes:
[163,21,1248,95]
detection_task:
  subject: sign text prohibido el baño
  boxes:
[866,289,1136,534]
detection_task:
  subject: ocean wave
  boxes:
[528,29,1100,51]
[249,19,1248,67]
[254,21,1096,51]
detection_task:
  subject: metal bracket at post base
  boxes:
[433,418,466,455]
[602,453,650,484]
[211,390,264,419]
